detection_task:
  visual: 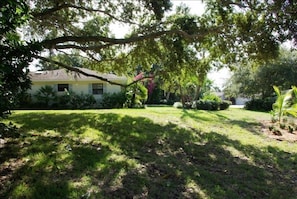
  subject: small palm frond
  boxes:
[292,86,297,104]
[285,103,297,118]
[272,86,297,125]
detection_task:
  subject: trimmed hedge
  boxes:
[100,92,127,109]
[196,100,219,110]
[192,100,231,111]
[244,97,275,112]
[220,100,232,110]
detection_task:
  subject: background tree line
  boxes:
[224,50,297,111]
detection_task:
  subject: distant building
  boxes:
[235,97,250,105]
[28,67,127,102]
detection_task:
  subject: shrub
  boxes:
[56,92,71,108]
[53,91,96,109]
[160,99,175,105]
[219,100,232,110]
[70,93,95,109]
[33,89,96,109]
[203,93,222,102]
[207,100,219,110]
[126,83,148,108]
[245,99,261,111]
[100,92,127,109]
[245,97,275,111]
[70,93,96,109]
[16,92,33,109]
[34,85,57,108]
[193,100,219,111]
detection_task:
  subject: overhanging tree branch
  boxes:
[53,43,114,51]
[34,55,154,88]
[41,28,221,50]
[34,55,126,87]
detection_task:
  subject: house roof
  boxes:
[29,67,127,83]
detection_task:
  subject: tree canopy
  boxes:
[224,50,297,99]
[1,0,297,111]
[0,0,40,119]
[17,0,296,74]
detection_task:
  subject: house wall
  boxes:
[235,97,250,105]
[29,80,124,102]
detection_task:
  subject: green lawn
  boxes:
[1,107,297,198]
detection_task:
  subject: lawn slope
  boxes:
[1,108,297,198]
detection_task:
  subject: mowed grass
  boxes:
[1,107,297,198]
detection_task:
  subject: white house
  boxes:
[235,97,250,105]
[28,67,127,102]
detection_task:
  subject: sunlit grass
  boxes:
[1,107,297,198]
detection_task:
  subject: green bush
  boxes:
[56,92,71,108]
[32,89,96,109]
[100,92,127,109]
[68,93,95,109]
[196,93,230,110]
[126,83,148,108]
[193,100,220,111]
[208,100,219,110]
[245,97,275,111]
[219,100,232,110]
[203,93,222,102]
[34,85,57,108]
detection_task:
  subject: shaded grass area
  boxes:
[1,108,297,198]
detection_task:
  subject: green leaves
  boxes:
[0,0,30,35]
[272,86,297,125]
[202,0,296,63]
[126,83,148,108]
[82,16,111,37]
[0,0,41,120]
[144,0,172,20]
[224,51,297,99]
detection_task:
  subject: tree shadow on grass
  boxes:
[181,109,229,123]
[1,112,297,198]
[182,109,267,138]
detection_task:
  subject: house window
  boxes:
[92,83,103,95]
[57,84,69,92]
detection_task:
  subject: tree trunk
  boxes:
[193,85,201,101]
[179,85,185,108]
[166,92,170,101]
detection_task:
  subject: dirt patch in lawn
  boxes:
[260,120,297,142]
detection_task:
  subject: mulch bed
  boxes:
[261,120,297,142]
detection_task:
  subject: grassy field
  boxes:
[1,107,297,198]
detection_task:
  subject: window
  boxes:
[57,84,69,92]
[92,83,103,95]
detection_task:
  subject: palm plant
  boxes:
[126,83,148,108]
[272,86,297,126]
[35,85,57,107]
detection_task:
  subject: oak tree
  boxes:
[22,0,296,76]
[1,0,297,113]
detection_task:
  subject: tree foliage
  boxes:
[0,0,40,119]
[18,0,296,75]
[202,0,297,63]
[224,51,297,99]
[1,0,297,113]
